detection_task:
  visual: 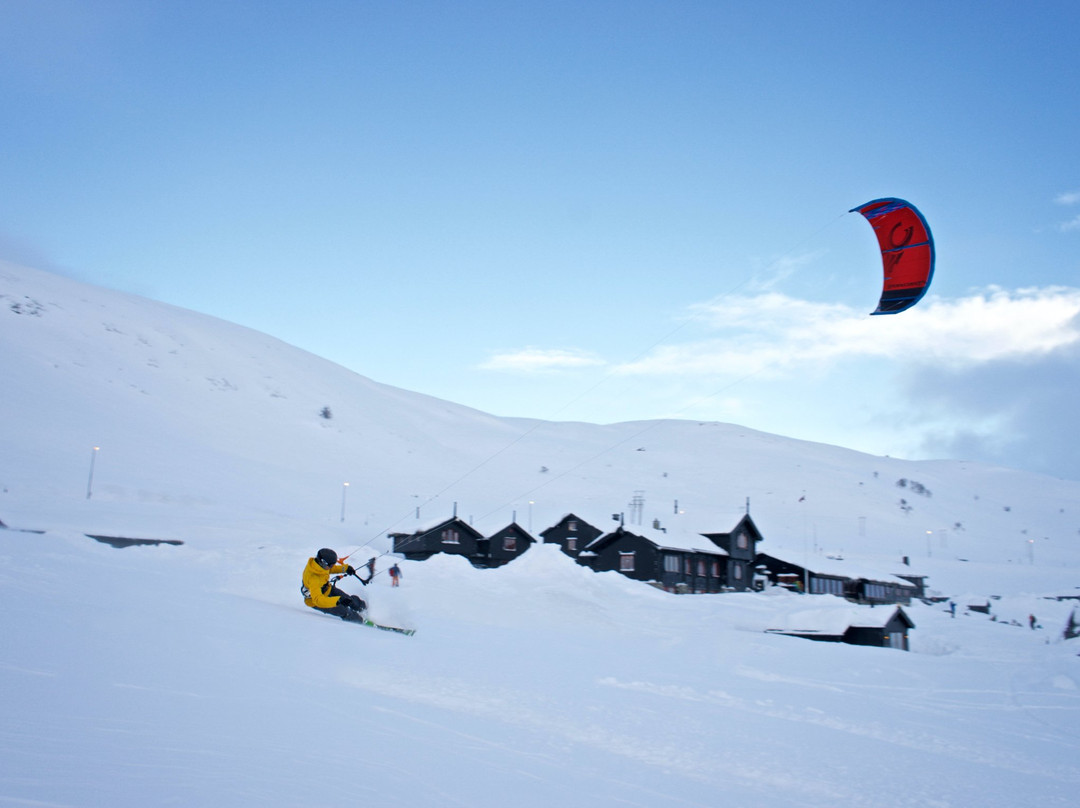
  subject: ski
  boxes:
[359,617,415,636]
[305,608,415,635]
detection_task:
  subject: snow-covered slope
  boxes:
[4,261,1077,592]
[2,261,1078,807]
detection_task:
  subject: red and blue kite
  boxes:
[850,198,935,315]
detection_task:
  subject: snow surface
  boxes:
[1,261,1079,807]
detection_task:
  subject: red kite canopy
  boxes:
[851,198,935,315]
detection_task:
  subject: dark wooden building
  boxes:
[894,573,928,600]
[540,513,605,561]
[756,553,847,596]
[577,515,763,593]
[391,516,536,569]
[848,576,920,606]
[756,553,921,605]
[767,606,915,651]
[576,527,725,593]
[845,607,915,650]
[480,522,536,568]
[390,517,485,563]
[700,515,762,592]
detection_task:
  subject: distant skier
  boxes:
[302,548,370,621]
[389,563,402,587]
[1029,613,1037,630]
[949,601,956,618]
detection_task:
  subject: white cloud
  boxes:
[1052,192,1080,231]
[479,347,605,374]
[614,287,1080,377]
[743,250,829,293]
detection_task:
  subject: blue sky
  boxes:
[2,0,1079,479]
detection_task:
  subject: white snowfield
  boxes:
[1,261,1078,807]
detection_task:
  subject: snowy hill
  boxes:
[2,261,1078,807]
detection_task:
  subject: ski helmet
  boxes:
[316,548,338,568]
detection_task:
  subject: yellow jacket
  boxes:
[302,557,347,609]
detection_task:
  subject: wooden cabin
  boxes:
[578,515,763,593]
[480,522,536,568]
[699,514,762,592]
[767,606,915,651]
[844,607,915,650]
[756,553,847,595]
[540,513,605,561]
[848,576,921,606]
[756,552,921,605]
[391,516,536,569]
[390,517,485,563]
[577,526,726,593]
[894,573,928,599]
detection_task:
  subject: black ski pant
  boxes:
[314,584,366,621]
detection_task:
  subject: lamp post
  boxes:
[340,482,349,522]
[86,446,99,500]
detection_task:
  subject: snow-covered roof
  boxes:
[760,550,923,587]
[658,542,728,557]
[390,514,461,535]
[769,604,912,635]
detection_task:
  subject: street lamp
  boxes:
[86,446,99,500]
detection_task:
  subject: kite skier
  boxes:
[301,548,372,622]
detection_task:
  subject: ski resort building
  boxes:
[389,517,536,569]
[392,509,927,607]
[539,513,605,561]
[755,552,923,605]
[562,514,764,593]
[479,522,536,568]
[390,517,485,564]
[766,605,916,651]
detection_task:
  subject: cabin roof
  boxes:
[758,550,922,587]
[768,605,914,636]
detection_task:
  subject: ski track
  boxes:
[597,675,1080,783]
[341,667,891,806]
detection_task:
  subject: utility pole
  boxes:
[86,446,99,500]
[630,491,645,525]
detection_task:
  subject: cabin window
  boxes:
[697,560,706,576]
[568,521,578,531]
[441,529,460,544]
[685,559,693,575]
[737,532,748,550]
[733,563,743,579]
[503,538,516,552]
[567,538,577,552]
[619,552,635,572]
[711,561,720,577]
[810,577,843,595]
[664,554,680,573]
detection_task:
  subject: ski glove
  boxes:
[345,565,356,576]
